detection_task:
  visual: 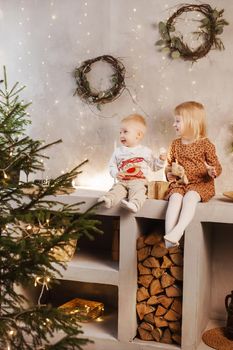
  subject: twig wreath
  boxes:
[74,55,126,108]
[156,4,229,61]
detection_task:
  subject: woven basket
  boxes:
[147,181,169,200]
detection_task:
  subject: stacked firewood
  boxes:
[136,232,183,345]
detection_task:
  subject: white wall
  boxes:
[0,0,232,193]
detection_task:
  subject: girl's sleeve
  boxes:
[167,141,176,166]
[109,151,118,179]
[205,139,222,177]
[165,141,175,179]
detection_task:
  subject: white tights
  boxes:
[164,191,201,247]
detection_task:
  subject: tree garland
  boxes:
[74,55,126,108]
[156,4,229,62]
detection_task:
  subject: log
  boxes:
[157,295,173,309]
[154,316,168,328]
[165,285,182,297]
[143,312,155,324]
[151,327,163,342]
[161,328,173,344]
[140,321,154,331]
[172,333,182,345]
[168,321,181,333]
[168,245,182,254]
[170,266,183,281]
[149,279,163,296]
[161,256,173,268]
[137,286,150,302]
[170,253,183,266]
[138,327,154,341]
[164,309,181,321]
[138,263,151,275]
[137,236,146,250]
[143,256,160,268]
[144,232,163,245]
[155,305,167,316]
[138,274,154,288]
[147,296,159,305]
[171,299,182,315]
[151,244,168,258]
[161,273,176,288]
[152,267,165,279]
[137,246,151,262]
[136,303,155,320]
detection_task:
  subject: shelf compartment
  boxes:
[74,215,120,268]
[184,222,233,350]
[25,280,118,341]
[135,218,183,348]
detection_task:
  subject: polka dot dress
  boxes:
[166,138,222,202]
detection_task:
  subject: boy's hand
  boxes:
[116,172,125,180]
[159,147,167,161]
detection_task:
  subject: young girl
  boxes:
[164,101,222,248]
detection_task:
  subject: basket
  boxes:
[147,181,169,200]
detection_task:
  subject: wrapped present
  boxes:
[147,181,169,200]
[59,298,104,322]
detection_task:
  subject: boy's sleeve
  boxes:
[109,151,118,179]
[205,139,222,177]
[153,156,166,171]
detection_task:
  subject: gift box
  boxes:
[59,298,104,322]
[147,181,169,200]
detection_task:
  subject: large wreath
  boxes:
[156,4,229,61]
[74,55,126,106]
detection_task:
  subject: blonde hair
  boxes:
[174,101,207,140]
[121,114,147,135]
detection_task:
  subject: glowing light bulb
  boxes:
[51,14,56,20]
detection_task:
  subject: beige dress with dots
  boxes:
[166,137,222,202]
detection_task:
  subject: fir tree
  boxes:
[0,66,100,349]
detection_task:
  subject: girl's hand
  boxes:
[207,167,217,178]
[204,162,216,178]
[167,172,177,182]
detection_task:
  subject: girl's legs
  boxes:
[165,193,183,234]
[164,190,201,247]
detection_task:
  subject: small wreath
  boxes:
[74,55,126,107]
[156,4,229,61]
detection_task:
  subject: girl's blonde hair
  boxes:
[174,101,207,140]
[121,114,147,135]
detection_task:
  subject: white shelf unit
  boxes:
[26,190,233,350]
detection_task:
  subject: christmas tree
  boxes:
[0,66,100,349]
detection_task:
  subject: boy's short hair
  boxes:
[121,114,147,135]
